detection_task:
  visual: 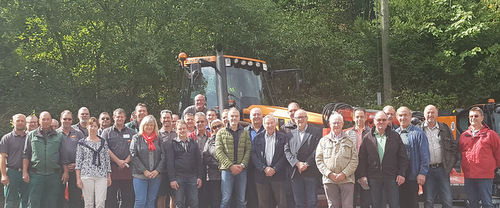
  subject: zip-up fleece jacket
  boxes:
[215,126,251,170]
[23,128,68,175]
[459,125,500,179]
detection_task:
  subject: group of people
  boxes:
[1,93,500,208]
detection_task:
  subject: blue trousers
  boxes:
[423,166,453,208]
[465,178,494,208]
[174,176,199,208]
[220,169,247,208]
[133,176,162,208]
[290,176,319,208]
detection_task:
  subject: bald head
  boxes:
[250,107,263,127]
[374,111,388,134]
[424,105,438,127]
[13,114,26,132]
[39,111,52,132]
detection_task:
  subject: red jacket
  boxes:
[459,125,500,179]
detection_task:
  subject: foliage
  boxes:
[1,0,500,133]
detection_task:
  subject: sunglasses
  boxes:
[212,124,223,130]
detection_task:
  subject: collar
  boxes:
[423,121,439,130]
[399,124,413,133]
[330,130,344,141]
[298,125,309,133]
[174,136,191,143]
[12,130,26,137]
[250,124,264,133]
[160,128,174,134]
[34,127,57,137]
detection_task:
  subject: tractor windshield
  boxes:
[189,66,266,110]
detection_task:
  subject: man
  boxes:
[0,114,29,208]
[419,105,458,208]
[280,102,300,134]
[183,94,208,117]
[23,111,69,208]
[251,115,288,208]
[125,103,148,132]
[220,109,229,127]
[345,108,372,208]
[189,112,211,151]
[284,109,322,208]
[206,109,218,131]
[58,110,85,208]
[279,102,300,208]
[244,107,265,208]
[383,105,399,130]
[26,115,38,132]
[358,111,408,208]
[215,107,251,208]
[316,114,358,208]
[51,119,60,130]
[184,113,196,133]
[101,108,137,208]
[459,107,500,208]
[157,110,178,208]
[395,106,430,208]
[172,114,180,126]
[98,112,112,136]
[72,107,90,137]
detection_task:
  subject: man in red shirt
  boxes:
[459,107,500,208]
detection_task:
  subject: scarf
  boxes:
[78,138,105,167]
[142,132,157,151]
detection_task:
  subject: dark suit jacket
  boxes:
[284,125,322,178]
[251,130,288,183]
[358,128,409,179]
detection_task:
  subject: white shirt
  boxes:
[423,122,442,164]
[265,132,276,166]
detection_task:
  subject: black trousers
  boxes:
[106,179,135,208]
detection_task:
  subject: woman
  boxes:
[75,117,112,208]
[202,119,224,208]
[130,115,165,208]
[166,120,203,208]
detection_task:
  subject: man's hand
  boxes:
[360,176,369,187]
[76,179,83,189]
[328,173,336,181]
[22,172,30,183]
[170,181,179,190]
[335,172,346,181]
[396,175,405,186]
[1,175,9,185]
[62,171,69,184]
[68,163,76,172]
[230,165,242,175]
[265,167,275,177]
[107,177,112,187]
[417,174,426,186]
[296,162,308,173]
[197,178,202,189]
[117,160,128,169]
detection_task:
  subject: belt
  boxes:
[7,167,22,172]
[429,163,443,168]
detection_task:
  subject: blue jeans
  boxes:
[423,166,453,208]
[175,176,199,208]
[465,178,493,208]
[220,169,247,208]
[369,178,399,208]
[133,176,162,208]
[290,176,319,208]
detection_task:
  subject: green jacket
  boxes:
[215,126,251,170]
[24,128,67,175]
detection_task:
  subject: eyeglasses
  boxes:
[295,116,307,120]
[212,124,223,130]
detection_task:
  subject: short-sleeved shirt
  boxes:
[101,125,136,161]
[0,131,27,169]
[159,129,177,143]
[182,105,207,118]
[57,127,85,163]
[72,123,89,137]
